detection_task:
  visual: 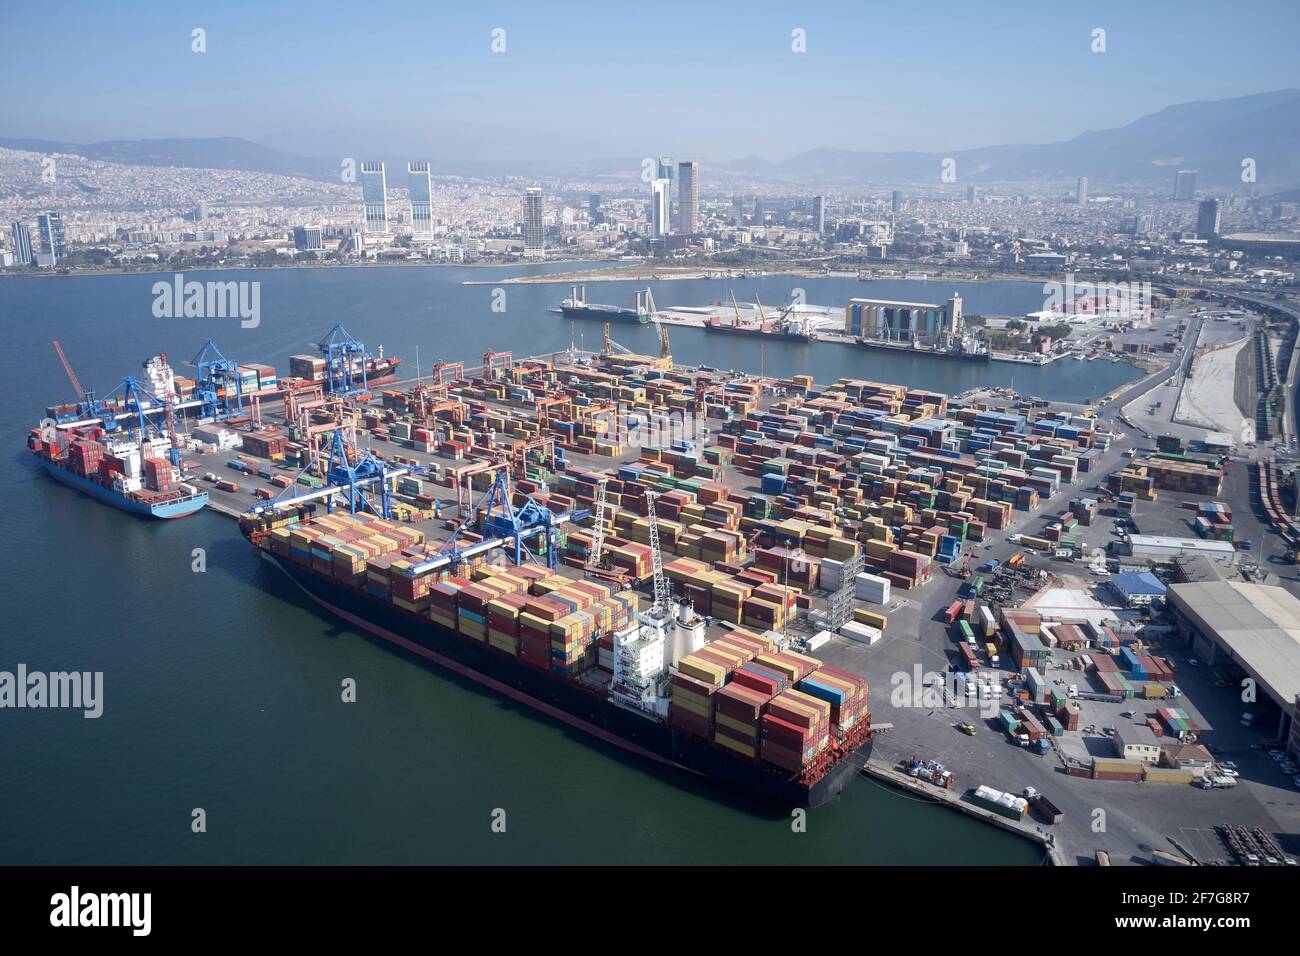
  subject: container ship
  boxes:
[28,425,208,519]
[854,337,990,363]
[554,286,652,324]
[238,506,873,807]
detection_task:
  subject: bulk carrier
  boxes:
[554,286,653,324]
[238,504,873,807]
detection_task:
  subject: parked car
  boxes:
[1218,768,1240,778]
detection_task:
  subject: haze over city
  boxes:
[3,0,1299,162]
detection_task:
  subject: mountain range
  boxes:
[4,89,1298,192]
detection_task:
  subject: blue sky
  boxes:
[2,0,1297,161]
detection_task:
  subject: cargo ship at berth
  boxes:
[704,318,816,343]
[854,337,990,363]
[239,507,873,807]
[28,351,208,519]
[554,286,652,324]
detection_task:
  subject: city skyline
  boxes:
[2,2,1298,163]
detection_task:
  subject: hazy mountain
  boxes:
[4,89,1298,190]
[722,89,1300,189]
[0,136,337,181]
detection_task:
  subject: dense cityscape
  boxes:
[2,140,1297,286]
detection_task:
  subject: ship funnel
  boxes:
[677,598,694,625]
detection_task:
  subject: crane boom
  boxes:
[645,490,671,612]
[51,340,87,403]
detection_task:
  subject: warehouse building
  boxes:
[1116,534,1236,563]
[1167,581,1300,756]
[1109,571,1167,607]
[1114,723,1163,764]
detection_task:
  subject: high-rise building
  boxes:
[891,190,902,215]
[293,225,323,252]
[650,179,670,239]
[523,188,544,258]
[407,162,433,239]
[1197,198,1221,239]
[813,195,826,234]
[10,220,33,265]
[966,186,977,203]
[588,193,603,224]
[360,162,388,234]
[1173,170,1198,200]
[656,158,676,231]
[37,212,65,263]
[193,201,209,222]
[753,198,764,224]
[1076,176,1088,206]
[677,160,698,234]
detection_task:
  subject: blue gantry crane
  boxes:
[317,322,370,396]
[447,468,587,570]
[256,428,404,519]
[190,339,245,420]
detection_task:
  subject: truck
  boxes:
[984,642,1000,667]
[967,576,985,597]
[943,600,964,624]
[1030,792,1064,824]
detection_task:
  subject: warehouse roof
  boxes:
[1168,582,1300,712]
[1115,722,1163,749]
[1127,534,1236,556]
[1112,571,1167,597]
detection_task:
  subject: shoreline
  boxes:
[860,758,1063,865]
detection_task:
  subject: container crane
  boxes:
[644,490,671,612]
[190,339,244,420]
[318,322,371,396]
[51,340,89,407]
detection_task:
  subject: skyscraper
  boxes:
[650,179,670,239]
[37,212,65,263]
[1196,198,1221,239]
[1076,176,1088,206]
[891,191,902,215]
[10,220,33,265]
[656,158,676,231]
[588,193,602,224]
[813,195,825,234]
[523,188,544,258]
[293,225,323,252]
[1173,170,1197,200]
[966,186,977,203]
[408,162,433,239]
[361,162,388,234]
[677,160,698,234]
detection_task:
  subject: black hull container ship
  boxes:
[240,506,873,808]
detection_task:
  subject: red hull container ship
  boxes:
[239,506,873,807]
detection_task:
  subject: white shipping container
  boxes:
[806,630,834,651]
[819,558,845,592]
[840,622,882,645]
[854,572,891,605]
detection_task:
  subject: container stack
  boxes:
[799,666,869,733]
[761,689,831,772]
[713,683,774,760]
